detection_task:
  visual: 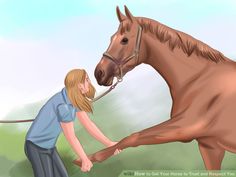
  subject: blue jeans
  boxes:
[24,140,69,177]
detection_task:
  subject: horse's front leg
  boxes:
[74,117,199,166]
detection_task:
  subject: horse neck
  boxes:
[141,32,213,97]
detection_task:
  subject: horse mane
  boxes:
[128,17,226,63]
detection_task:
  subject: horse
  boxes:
[75,6,236,170]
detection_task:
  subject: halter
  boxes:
[103,25,143,82]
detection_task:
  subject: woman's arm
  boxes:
[76,111,114,147]
[60,121,89,160]
[60,121,93,172]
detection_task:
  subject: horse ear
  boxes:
[116,6,126,22]
[124,5,134,22]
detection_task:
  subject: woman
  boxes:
[25,69,120,177]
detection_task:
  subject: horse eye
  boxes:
[121,37,128,45]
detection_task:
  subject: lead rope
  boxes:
[91,77,122,102]
[0,78,122,123]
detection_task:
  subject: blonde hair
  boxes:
[64,69,96,113]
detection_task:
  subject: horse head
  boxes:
[94,6,144,86]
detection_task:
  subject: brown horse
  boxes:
[75,6,236,170]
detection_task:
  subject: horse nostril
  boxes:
[96,69,105,80]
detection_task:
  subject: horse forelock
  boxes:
[119,20,132,35]
[134,17,226,63]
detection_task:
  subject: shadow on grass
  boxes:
[0,156,15,177]
[8,159,33,177]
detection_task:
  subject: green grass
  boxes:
[1,124,236,177]
[1,94,236,177]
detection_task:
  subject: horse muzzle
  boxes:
[94,64,115,86]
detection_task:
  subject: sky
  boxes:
[0,0,236,119]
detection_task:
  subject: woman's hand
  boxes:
[106,141,117,147]
[107,141,122,155]
[81,157,93,172]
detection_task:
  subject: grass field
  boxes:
[1,90,236,177]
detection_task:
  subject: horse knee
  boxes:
[119,132,140,149]
[126,132,140,147]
